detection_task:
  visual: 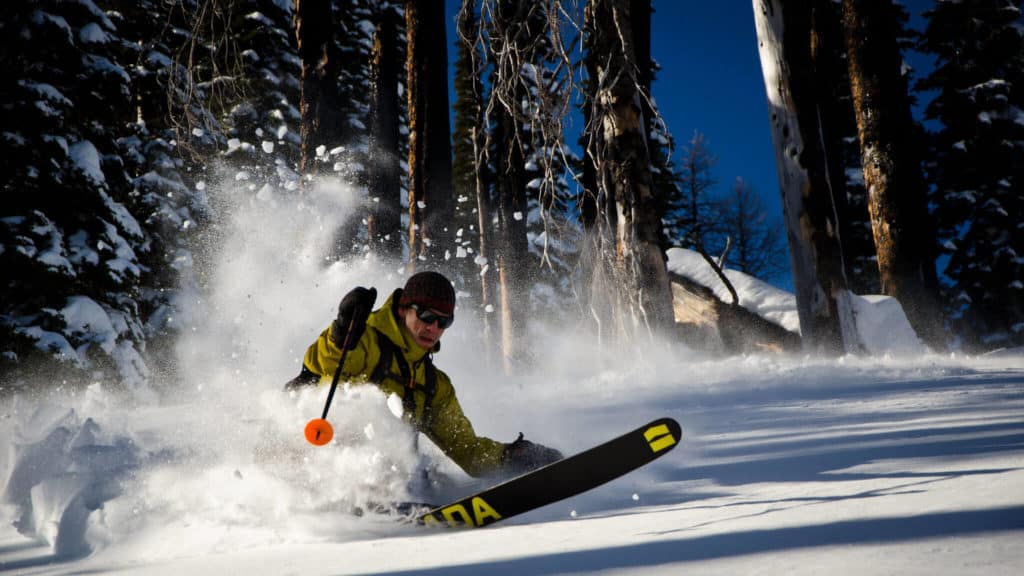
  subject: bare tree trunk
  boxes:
[578,11,607,338]
[631,0,653,147]
[752,0,859,354]
[294,0,343,177]
[486,0,546,371]
[842,0,946,350]
[472,119,496,358]
[585,0,674,337]
[405,0,454,270]
[810,1,857,282]
[367,9,402,261]
[456,1,496,361]
[494,93,529,370]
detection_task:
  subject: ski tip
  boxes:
[662,417,682,438]
[643,418,682,454]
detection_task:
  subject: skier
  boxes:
[287,270,563,478]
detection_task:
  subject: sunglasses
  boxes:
[409,304,454,329]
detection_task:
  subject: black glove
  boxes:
[502,433,563,475]
[331,286,377,350]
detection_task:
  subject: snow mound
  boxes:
[852,294,928,356]
[0,382,426,562]
[666,248,799,333]
[1,406,139,558]
[666,248,929,355]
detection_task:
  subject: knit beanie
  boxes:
[398,271,455,315]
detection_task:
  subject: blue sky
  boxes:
[445,0,937,291]
[648,0,782,247]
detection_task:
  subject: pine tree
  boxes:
[220,0,303,185]
[715,178,788,283]
[842,0,945,349]
[667,132,719,253]
[111,0,226,384]
[451,0,493,310]
[917,0,1024,350]
[582,0,674,336]
[367,3,405,262]
[0,0,151,392]
[636,3,684,259]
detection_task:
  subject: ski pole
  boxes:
[304,318,357,446]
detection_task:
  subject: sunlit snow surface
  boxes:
[2,179,1022,574]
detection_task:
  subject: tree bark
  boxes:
[586,0,675,337]
[405,0,454,269]
[810,1,857,285]
[493,69,529,371]
[367,9,402,261]
[841,0,946,350]
[294,0,343,177]
[455,1,495,358]
[752,0,859,354]
[487,0,545,370]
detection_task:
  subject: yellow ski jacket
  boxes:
[302,290,506,477]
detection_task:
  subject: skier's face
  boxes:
[401,305,451,349]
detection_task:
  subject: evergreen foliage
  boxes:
[662,132,719,252]
[1,0,150,391]
[221,0,302,181]
[917,0,1024,349]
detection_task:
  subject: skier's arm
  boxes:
[300,286,378,383]
[301,325,373,383]
[425,377,507,477]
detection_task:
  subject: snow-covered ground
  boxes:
[2,182,1022,575]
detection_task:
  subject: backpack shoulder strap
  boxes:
[369,328,395,384]
[369,328,438,432]
[420,357,438,431]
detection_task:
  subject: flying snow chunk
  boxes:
[513,211,523,221]
[261,141,274,154]
[387,393,404,419]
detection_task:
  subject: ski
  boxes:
[417,417,682,528]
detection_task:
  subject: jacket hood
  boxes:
[366,288,440,359]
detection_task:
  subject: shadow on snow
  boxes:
[352,506,1024,576]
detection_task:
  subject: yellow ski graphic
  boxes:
[643,423,677,453]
